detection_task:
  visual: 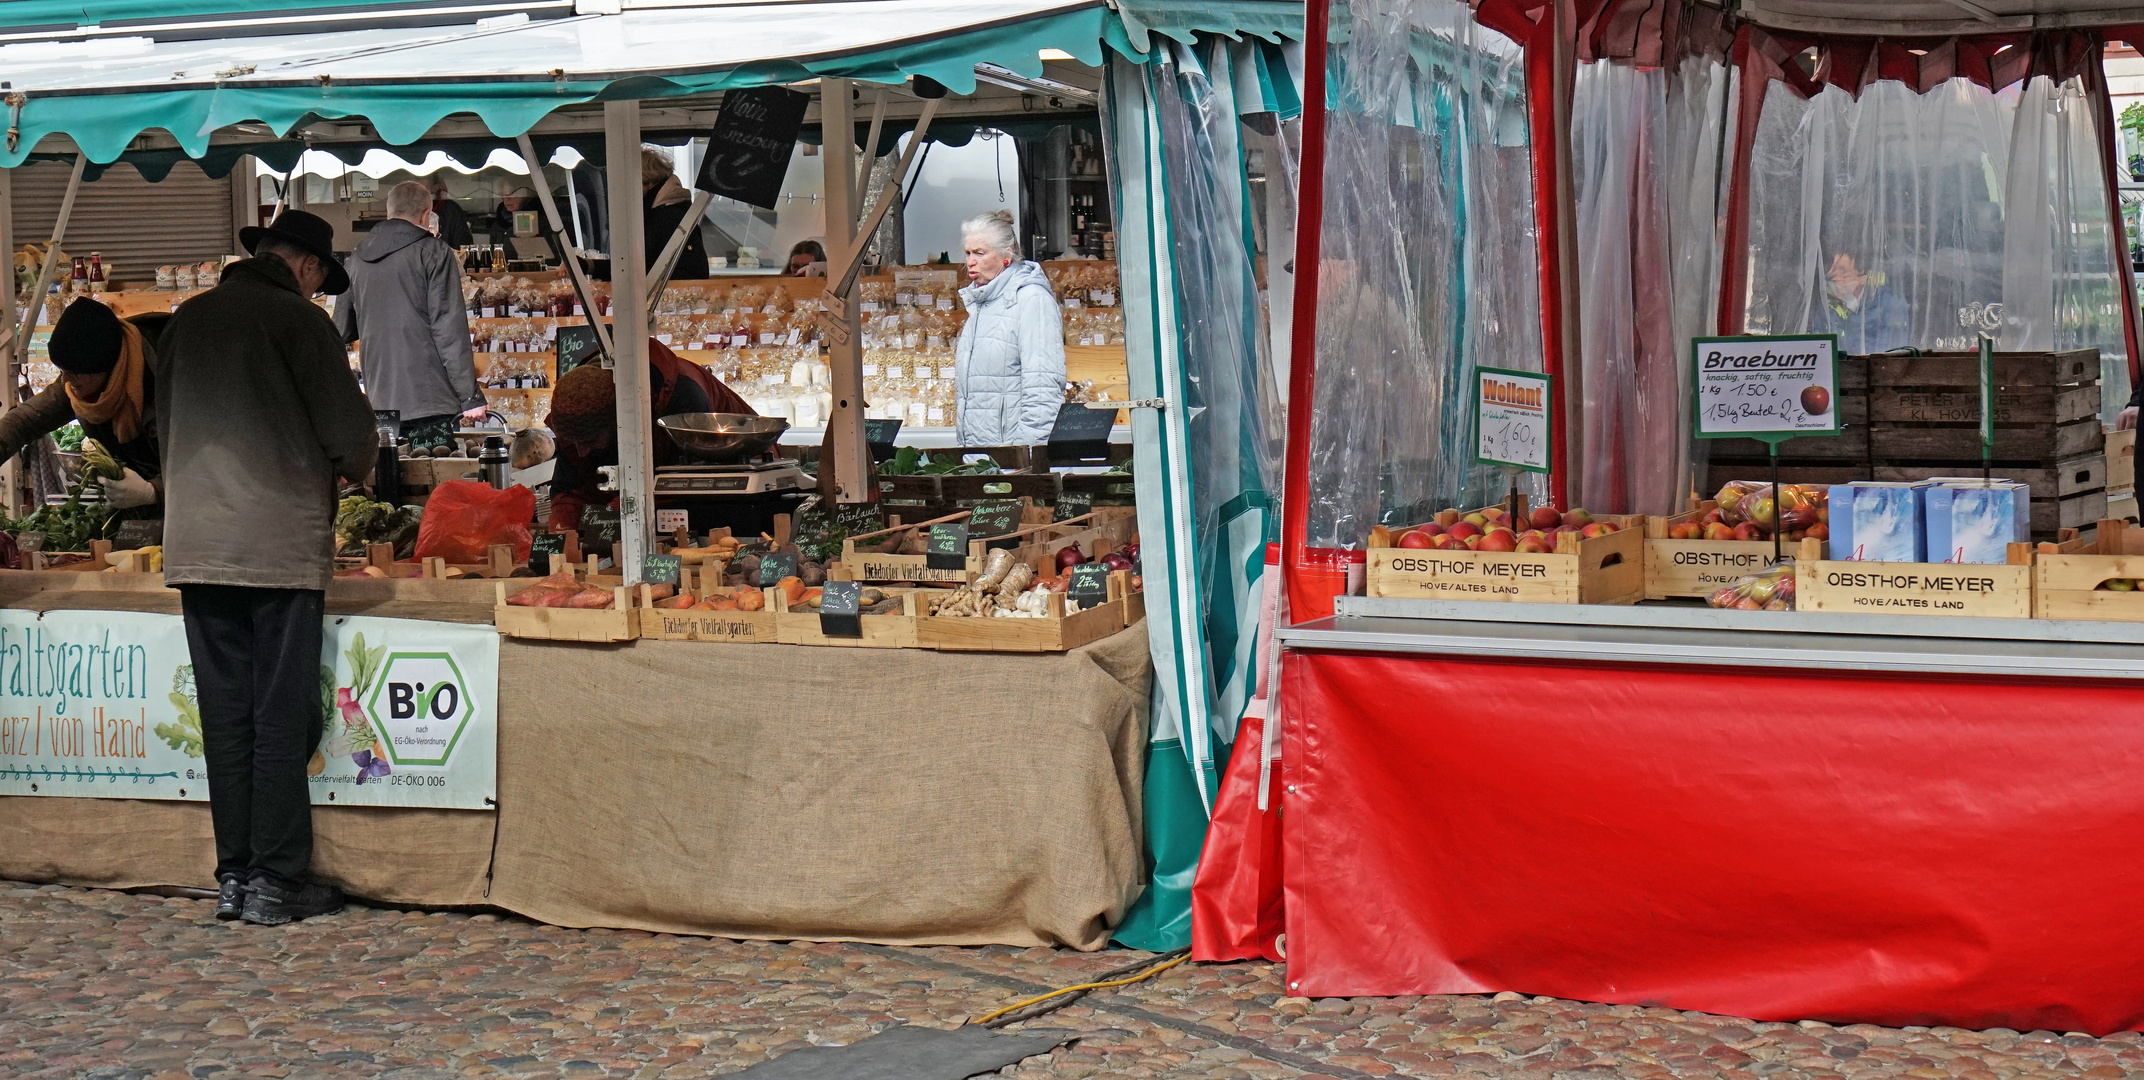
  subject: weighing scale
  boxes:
[653,414,814,537]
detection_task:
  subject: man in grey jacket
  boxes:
[336,181,482,453]
[156,210,378,926]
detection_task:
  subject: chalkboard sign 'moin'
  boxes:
[696,86,811,211]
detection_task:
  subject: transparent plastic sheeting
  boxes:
[1744,76,2132,418]
[1568,57,1735,515]
[1302,0,1543,550]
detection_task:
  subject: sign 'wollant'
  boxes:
[365,651,477,768]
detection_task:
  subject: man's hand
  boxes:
[106,468,157,510]
[2119,406,2138,432]
[461,404,492,422]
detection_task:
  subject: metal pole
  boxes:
[516,133,613,360]
[604,100,655,579]
[820,78,871,504]
[0,165,17,516]
[7,153,84,360]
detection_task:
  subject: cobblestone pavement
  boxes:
[6,881,2142,1080]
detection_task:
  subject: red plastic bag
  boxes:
[414,480,535,565]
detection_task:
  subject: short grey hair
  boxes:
[960,209,1020,260]
[386,180,433,221]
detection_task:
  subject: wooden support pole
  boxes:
[603,100,656,581]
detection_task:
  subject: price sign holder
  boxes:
[1979,334,1995,485]
[1472,366,1553,524]
[817,580,863,638]
[865,418,902,464]
[1692,334,1842,566]
[1047,402,1118,465]
[967,501,1023,547]
[926,523,969,571]
[757,551,798,587]
[642,553,682,588]
[1067,563,1110,609]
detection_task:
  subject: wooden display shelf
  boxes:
[1364,503,1645,606]
[2033,519,2144,622]
[1792,537,2034,619]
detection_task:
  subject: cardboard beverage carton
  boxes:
[1925,481,2029,564]
[1828,482,1930,563]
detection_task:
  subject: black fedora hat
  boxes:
[238,210,350,295]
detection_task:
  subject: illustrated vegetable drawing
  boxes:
[155,665,205,757]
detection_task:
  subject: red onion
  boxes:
[1056,546,1088,570]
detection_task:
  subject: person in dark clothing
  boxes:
[336,181,483,455]
[154,209,378,927]
[544,340,749,530]
[0,299,166,508]
[641,148,709,280]
[426,177,474,248]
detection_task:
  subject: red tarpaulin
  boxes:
[1279,649,2144,1033]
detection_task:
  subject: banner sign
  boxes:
[1691,334,1842,441]
[0,611,498,809]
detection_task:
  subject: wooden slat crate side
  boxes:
[493,606,639,642]
[1870,419,2102,462]
[1365,517,1643,605]
[2109,429,2136,492]
[1794,560,2033,619]
[1710,429,1869,460]
[1703,461,1869,489]
[916,602,1125,652]
[1869,350,2100,387]
[1874,454,2105,499]
[1869,384,2100,426]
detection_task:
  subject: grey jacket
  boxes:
[954,260,1066,446]
[334,218,480,422]
[156,256,379,591]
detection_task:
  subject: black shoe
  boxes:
[214,874,247,921]
[240,877,344,925]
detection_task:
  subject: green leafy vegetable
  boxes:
[156,665,204,757]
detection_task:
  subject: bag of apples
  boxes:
[1707,563,1796,611]
[1695,481,1829,543]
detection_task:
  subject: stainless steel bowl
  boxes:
[658,413,790,462]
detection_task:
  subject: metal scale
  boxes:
[653,414,814,537]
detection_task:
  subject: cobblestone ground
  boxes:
[5,882,2141,1080]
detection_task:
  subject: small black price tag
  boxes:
[112,518,164,549]
[579,505,622,543]
[1067,563,1111,608]
[527,531,565,574]
[757,551,799,588]
[967,501,1022,542]
[926,523,969,571]
[817,579,863,638]
[643,553,682,587]
[1053,491,1093,523]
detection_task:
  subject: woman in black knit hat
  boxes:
[0,297,165,509]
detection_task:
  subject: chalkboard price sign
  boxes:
[967,501,1023,541]
[926,523,969,571]
[1067,564,1111,609]
[1053,491,1094,523]
[695,86,810,211]
[527,531,565,574]
[817,579,863,638]
[642,554,682,587]
[757,551,799,588]
[554,323,604,375]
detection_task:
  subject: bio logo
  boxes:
[363,651,477,767]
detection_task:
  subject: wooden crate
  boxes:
[637,586,777,643]
[914,571,1135,653]
[1642,504,1810,601]
[1791,538,2033,619]
[1364,510,1645,605]
[1866,349,2104,463]
[839,511,984,583]
[2108,428,2136,493]
[772,588,922,648]
[1868,349,2100,388]
[492,583,638,641]
[1874,455,2105,500]
[1869,420,2102,462]
[2033,519,2144,622]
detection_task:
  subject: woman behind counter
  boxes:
[953,209,1065,447]
[0,298,162,509]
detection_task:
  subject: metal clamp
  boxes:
[1088,398,1167,410]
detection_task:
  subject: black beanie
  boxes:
[49,299,123,375]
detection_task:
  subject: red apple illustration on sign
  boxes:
[1801,385,1832,416]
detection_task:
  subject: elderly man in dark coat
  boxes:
[154,210,378,926]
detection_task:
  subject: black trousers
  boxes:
[178,585,325,885]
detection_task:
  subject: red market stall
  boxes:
[1194,0,2144,1034]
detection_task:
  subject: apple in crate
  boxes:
[1703,522,1736,541]
[1447,521,1483,544]
[1667,522,1702,540]
[1581,521,1620,539]
[1564,508,1596,529]
[1476,528,1519,553]
[1530,506,1563,531]
[1515,531,1551,553]
[1397,529,1436,549]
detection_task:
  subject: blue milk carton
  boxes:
[1925,482,2029,564]
[1828,482,1929,562]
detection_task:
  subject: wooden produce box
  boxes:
[1006,508,1137,571]
[1364,510,1645,605]
[1791,537,2033,619]
[2033,519,2144,622]
[771,586,923,648]
[838,512,985,583]
[636,583,776,643]
[1642,505,1808,601]
[914,573,1135,653]
[492,582,639,642]
[2109,428,2136,493]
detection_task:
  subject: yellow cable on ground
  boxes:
[974,952,1192,1026]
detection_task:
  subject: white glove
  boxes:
[106,468,157,510]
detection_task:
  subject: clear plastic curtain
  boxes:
[1303,0,1541,549]
[1741,74,2130,414]
[1568,54,1735,515]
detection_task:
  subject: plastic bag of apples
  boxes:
[1707,563,1796,611]
[1663,481,1828,543]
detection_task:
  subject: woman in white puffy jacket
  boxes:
[953,210,1066,446]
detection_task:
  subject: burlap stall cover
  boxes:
[486,625,1154,950]
[0,799,495,907]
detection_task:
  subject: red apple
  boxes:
[1563,508,1596,529]
[1732,522,1762,542]
[1397,529,1435,549]
[1462,512,1491,530]
[1447,521,1483,543]
[1476,528,1519,553]
[1432,534,1468,550]
[1515,533,1550,554]
[1668,522,1701,540]
[1480,507,1510,525]
[1581,522,1617,539]
[1801,384,1831,416]
[1703,522,1736,541]
[1808,523,1830,541]
[1414,522,1446,537]
[1529,506,1563,531]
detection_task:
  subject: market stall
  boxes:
[1193,0,2144,1033]
[0,0,1303,951]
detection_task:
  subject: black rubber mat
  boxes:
[728,1024,1076,1078]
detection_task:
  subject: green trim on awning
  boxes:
[1115,0,1304,53]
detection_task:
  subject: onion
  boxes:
[1100,551,1134,572]
[1056,545,1088,570]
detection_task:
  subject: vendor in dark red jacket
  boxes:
[545,339,752,531]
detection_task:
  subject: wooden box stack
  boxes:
[1865,350,2104,540]
[1703,355,1870,490]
